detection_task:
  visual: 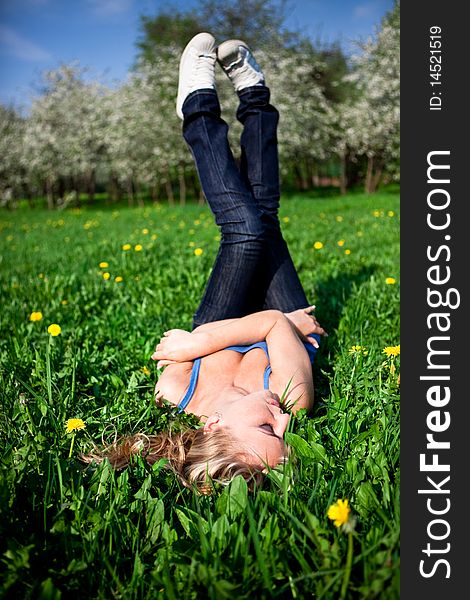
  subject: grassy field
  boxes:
[0,189,400,599]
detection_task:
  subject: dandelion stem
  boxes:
[68,433,76,459]
[46,336,52,404]
[339,531,353,600]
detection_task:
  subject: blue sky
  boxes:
[0,0,395,112]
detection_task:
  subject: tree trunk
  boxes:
[136,182,144,207]
[198,187,205,205]
[108,174,121,204]
[151,181,160,204]
[178,165,186,205]
[58,177,65,204]
[300,160,309,189]
[371,162,384,193]
[293,163,303,189]
[165,167,175,205]
[311,163,320,188]
[27,189,35,209]
[88,169,96,203]
[365,155,374,194]
[127,178,134,206]
[191,172,201,202]
[340,151,348,195]
[46,178,55,210]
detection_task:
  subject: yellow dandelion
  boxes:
[337,239,345,247]
[313,241,323,250]
[141,366,151,376]
[114,276,123,283]
[383,345,400,357]
[102,272,110,280]
[188,241,195,247]
[151,234,158,240]
[327,499,351,527]
[29,311,43,322]
[142,228,149,234]
[356,230,364,237]
[283,216,290,223]
[385,277,396,285]
[65,418,86,433]
[349,345,368,356]
[373,210,381,217]
[99,261,109,268]
[122,243,131,251]
[345,249,351,255]
[134,244,143,252]
[47,324,61,337]
[194,248,203,256]
[194,219,201,226]
[61,300,68,305]
[336,215,343,222]
[388,210,395,217]
[38,273,44,279]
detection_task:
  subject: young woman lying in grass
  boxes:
[82,33,327,490]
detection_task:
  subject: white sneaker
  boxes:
[176,32,217,120]
[217,40,265,92]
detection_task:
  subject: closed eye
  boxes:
[260,424,275,434]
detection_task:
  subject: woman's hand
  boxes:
[284,306,327,346]
[151,329,204,366]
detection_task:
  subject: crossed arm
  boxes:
[151,308,326,412]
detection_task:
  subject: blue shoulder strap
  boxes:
[263,366,272,389]
[225,341,270,357]
[177,358,202,412]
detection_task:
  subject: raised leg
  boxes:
[182,89,267,327]
[236,86,310,312]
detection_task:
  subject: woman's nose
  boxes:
[274,412,290,437]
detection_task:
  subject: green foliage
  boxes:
[137,9,202,58]
[0,190,399,598]
[136,0,298,58]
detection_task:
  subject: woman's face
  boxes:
[205,389,290,468]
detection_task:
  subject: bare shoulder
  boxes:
[154,362,193,406]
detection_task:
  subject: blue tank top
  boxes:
[177,334,320,412]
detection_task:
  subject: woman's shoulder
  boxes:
[154,362,193,406]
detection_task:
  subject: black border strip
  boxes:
[401,2,467,597]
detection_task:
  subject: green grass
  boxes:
[0,190,400,599]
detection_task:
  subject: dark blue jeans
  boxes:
[182,86,309,328]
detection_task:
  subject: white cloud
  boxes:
[0,24,52,61]
[87,0,133,17]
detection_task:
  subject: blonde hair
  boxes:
[80,427,279,492]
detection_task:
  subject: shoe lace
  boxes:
[194,53,215,86]
[232,51,263,86]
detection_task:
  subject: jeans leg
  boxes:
[182,89,267,327]
[236,86,310,312]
